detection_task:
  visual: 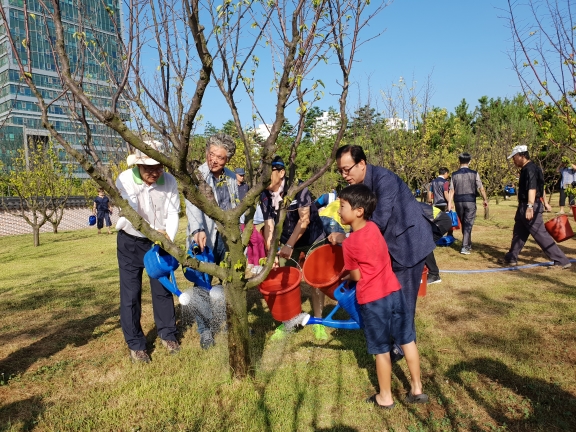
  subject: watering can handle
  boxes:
[304,236,341,259]
[285,257,303,273]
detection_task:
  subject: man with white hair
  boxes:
[499,145,571,269]
[186,133,241,349]
[115,141,181,363]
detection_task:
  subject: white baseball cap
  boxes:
[507,145,528,159]
[126,140,164,166]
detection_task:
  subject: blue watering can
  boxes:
[303,281,363,330]
[436,234,456,247]
[447,210,459,228]
[143,244,191,305]
[183,243,214,291]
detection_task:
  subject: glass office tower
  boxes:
[0,0,126,175]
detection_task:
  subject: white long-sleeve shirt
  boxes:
[115,167,180,240]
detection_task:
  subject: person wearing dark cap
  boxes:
[261,156,328,341]
[498,145,571,269]
[235,167,249,201]
[447,152,488,255]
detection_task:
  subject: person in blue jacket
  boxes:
[328,145,436,340]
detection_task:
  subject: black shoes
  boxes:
[427,274,442,285]
[405,392,429,404]
[497,258,518,266]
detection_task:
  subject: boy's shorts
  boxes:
[359,289,415,355]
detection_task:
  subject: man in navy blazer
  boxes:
[329,145,436,333]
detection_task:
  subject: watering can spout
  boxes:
[183,243,214,291]
[305,316,361,330]
[158,273,183,297]
[158,273,191,305]
[143,245,190,304]
[303,282,363,330]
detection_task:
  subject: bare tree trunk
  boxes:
[224,281,251,378]
[49,207,65,233]
[33,226,40,247]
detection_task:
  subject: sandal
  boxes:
[405,392,429,404]
[365,394,395,409]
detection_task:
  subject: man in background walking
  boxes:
[499,145,571,270]
[448,153,488,255]
[428,167,450,211]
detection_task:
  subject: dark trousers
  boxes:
[424,213,452,277]
[97,211,111,229]
[392,257,427,335]
[425,228,443,277]
[559,188,575,207]
[455,201,477,248]
[505,202,570,266]
[117,230,177,350]
[195,232,227,335]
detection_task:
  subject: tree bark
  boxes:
[224,280,251,378]
[33,226,40,247]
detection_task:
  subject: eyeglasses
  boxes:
[338,162,359,176]
[209,152,227,163]
[141,164,164,173]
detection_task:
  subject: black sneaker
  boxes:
[161,339,181,355]
[200,331,215,350]
[497,258,518,266]
[427,274,442,285]
[130,349,151,364]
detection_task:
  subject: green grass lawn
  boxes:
[1,200,575,431]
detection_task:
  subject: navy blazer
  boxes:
[363,164,436,267]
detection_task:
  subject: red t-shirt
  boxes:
[342,221,401,304]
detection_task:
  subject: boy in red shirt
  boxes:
[337,184,428,409]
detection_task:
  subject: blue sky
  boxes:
[198,0,522,131]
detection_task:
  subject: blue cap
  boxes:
[234,167,245,175]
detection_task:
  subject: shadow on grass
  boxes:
[446,357,576,431]
[0,396,46,432]
[0,309,118,377]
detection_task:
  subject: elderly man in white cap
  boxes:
[498,145,571,269]
[115,141,181,363]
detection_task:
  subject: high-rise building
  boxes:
[0,0,126,176]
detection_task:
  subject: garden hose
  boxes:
[440,258,576,274]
